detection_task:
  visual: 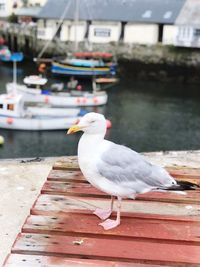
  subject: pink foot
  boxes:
[93,208,112,220]
[99,219,120,230]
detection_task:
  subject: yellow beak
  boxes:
[67,125,81,134]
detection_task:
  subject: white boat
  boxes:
[26,106,80,117]
[23,75,47,86]
[0,94,83,131]
[7,75,108,107]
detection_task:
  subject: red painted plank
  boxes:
[31,194,200,219]
[12,233,200,265]
[47,169,200,183]
[42,181,106,197]
[22,214,200,243]
[4,165,200,267]
[52,158,200,179]
[167,168,200,179]
[53,157,79,170]
[3,254,164,267]
[137,191,200,204]
[41,180,200,204]
[47,170,85,183]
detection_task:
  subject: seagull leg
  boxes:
[99,197,121,230]
[93,196,114,220]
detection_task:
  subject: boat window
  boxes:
[0,104,3,109]
[7,104,14,111]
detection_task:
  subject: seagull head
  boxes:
[67,112,107,135]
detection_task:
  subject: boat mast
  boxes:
[13,60,17,86]
[35,1,71,61]
[74,0,79,51]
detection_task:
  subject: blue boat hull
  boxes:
[51,60,116,77]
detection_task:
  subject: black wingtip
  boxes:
[171,180,200,191]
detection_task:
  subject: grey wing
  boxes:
[97,143,175,191]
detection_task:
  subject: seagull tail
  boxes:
[166,180,199,191]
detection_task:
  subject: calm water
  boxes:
[1,61,200,159]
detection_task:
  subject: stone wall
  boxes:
[34,41,200,83]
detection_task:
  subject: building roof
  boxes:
[37,0,186,24]
[176,0,200,25]
[15,6,41,17]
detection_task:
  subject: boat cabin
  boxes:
[23,75,48,89]
[0,94,23,117]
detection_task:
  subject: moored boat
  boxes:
[7,75,108,107]
[0,94,84,131]
[51,52,117,77]
[0,50,24,62]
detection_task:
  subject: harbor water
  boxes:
[0,61,200,159]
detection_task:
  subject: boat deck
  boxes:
[3,157,200,266]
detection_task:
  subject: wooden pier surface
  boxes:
[3,157,200,267]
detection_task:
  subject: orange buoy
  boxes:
[44,95,49,103]
[106,119,112,129]
[82,97,87,104]
[7,117,13,124]
[76,85,82,91]
[38,63,46,73]
[93,97,98,104]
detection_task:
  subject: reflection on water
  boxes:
[0,62,200,158]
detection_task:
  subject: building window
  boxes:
[8,104,14,111]
[0,104,3,109]
[0,3,5,10]
[194,29,200,37]
[94,28,111,37]
[163,11,172,19]
[142,10,152,18]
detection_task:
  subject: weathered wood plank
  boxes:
[3,254,164,267]
[42,181,106,198]
[50,167,200,180]
[53,157,79,170]
[11,233,200,266]
[22,214,200,243]
[31,194,200,218]
[47,170,85,183]
[167,167,200,179]
[136,191,200,204]
[47,170,200,191]
[41,181,106,199]
[42,180,200,204]
[52,157,200,180]
[4,162,200,267]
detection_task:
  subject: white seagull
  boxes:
[67,112,199,230]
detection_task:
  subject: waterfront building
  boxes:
[174,0,200,48]
[1,0,200,53]
[0,0,46,19]
[28,0,47,6]
[36,0,186,45]
[88,21,121,43]
[0,0,22,18]
[15,6,41,24]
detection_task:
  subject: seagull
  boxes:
[67,112,199,230]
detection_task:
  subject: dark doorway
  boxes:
[158,24,164,42]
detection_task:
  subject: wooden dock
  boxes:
[3,157,200,267]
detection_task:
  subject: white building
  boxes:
[0,0,46,18]
[36,0,186,46]
[28,0,47,6]
[124,23,159,45]
[0,0,22,18]
[162,25,178,45]
[88,22,121,43]
[174,0,200,48]
[37,19,87,42]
